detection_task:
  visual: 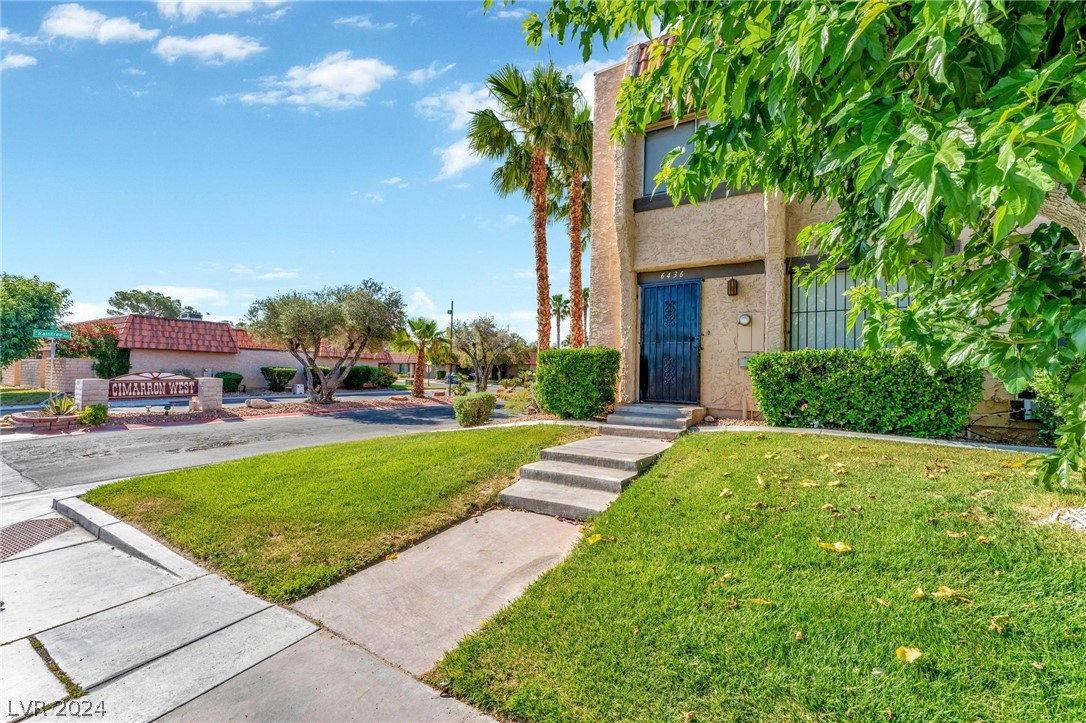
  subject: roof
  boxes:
[74,315,392,361]
[387,352,416,364]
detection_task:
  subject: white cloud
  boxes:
[406,288,436,316]
[229,265,299,280]
[511,269,536,280]
[154,34,266,64]
[457,309,537,340]
[0,53,37,71]
[452,182,471,190]
[380,176,406,187]
[262,7,289,22]
[333,15,396,31]
[408,13,422,25]
[407,61,455,86]
[122,66,146,76]
[564,58,622,117]
[415,83,493,131]
[1,27,43,46]
[232,51,396,110]
[362,191,384,204]
[257,270,298,280]
[41,4,159,44]
[157,1,284,22]
[502,213,524,225]
[66,301,111,322]
[141,285,233,307]
[434,137,481,181]
[494,9,527,19]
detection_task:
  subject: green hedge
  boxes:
[452,392,497,427]
[746,348,983,438]
[261,366,297,392]
[214,371,244,393]
[1032,357,1084,445]
[535,348,621,420]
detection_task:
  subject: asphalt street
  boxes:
[1,404,465,493]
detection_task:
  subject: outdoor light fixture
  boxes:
[164,402,172,416]
[738,313,753,327]
[726,277,739,296]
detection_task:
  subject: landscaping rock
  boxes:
[390,395,410,402]
[245,399,273,409]
[704,415,716,423]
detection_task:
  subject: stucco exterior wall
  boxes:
[699,276,763,416]
[588,62,625,353]
[633,194,766,269]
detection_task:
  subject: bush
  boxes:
[214,371,244,393]
[452,392,497,427]
[261,366,298,392]
[343,365,378,389]
[504,387,539,416]
[746,348,984,438]
[1032,357,1085,445]
[376,366,397,387]
[535,348,620,420]
[499,378,518,389]
[436,370,446,380]
[79,404,108,426]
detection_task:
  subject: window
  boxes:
[643,120,699,196]
[789,269,909,350]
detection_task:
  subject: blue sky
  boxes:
[1,1,625,342]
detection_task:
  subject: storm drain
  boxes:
[0,517,76,559]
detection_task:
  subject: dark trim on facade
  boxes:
[638,259,765,285]
[632,184,762,213]
[785,254,850,272]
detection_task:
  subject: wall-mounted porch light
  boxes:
[726,277,739,296]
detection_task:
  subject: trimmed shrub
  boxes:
[1032,357,1085,445]
[79,404,108,426]
[261,366,297,392]
[436,370,447,380]
[214,371,244,393]
[452,392,497,427]
[747,348,984,438]
[344,365,378,389]
[535,348,620,420]
[377,366,397,388]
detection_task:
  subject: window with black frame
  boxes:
[789,269,910,350]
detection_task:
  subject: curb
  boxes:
[52,497,205,580]
[688,424,1056,454]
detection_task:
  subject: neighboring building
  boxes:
[2,315,390,394]
[589,42,1032,440]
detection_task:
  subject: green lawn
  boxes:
[0,387,52,405]
[85,425,591,602]
[430,433,1086,722]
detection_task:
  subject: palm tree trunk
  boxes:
[412,347,425,398]
[531,150,552,351]
[556,314,561,348]
[568,177,585,348]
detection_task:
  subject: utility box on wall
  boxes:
[737,312,765,353]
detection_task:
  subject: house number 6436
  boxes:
[661,270,685,280]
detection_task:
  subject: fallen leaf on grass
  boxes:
[944,530,968,538]
[1000,460,1026,469]
[586,534,602,545]
[976,536,990,544]
[931,586,957,600]
[800,479,820,488]
[683,712,696,723]
[748,598,773,605]
[896,646,923,663]
[913,587,927,599]
[385,552,398,560]
[818,453,831,461]
[719,488,733,497]
[1031,661,1046,670]
[757,474,769,488]
[817,539,853,554]
[795,630,804,641]
[974,489,998,497]
[876,598,890,607]
[827,480,843,487]
[988,615,1012,633]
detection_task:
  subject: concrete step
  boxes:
[605,413,689,429]
[500,479,619,520]
[519,460,637,493]
[599,424,685,441]
[540,437,670,472]
[613,404,706,420]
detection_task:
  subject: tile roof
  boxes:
[74,315,392,361]
[387,352,416,364]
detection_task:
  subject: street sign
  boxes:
[33,328,71,340]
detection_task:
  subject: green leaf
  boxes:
[926,35,947,84]
[976,23,1004,49]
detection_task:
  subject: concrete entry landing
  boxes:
[292,509,579,677]
[601,402,708,441]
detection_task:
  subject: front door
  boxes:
[639,280,701,404]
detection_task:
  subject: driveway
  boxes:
[1,404,465,495]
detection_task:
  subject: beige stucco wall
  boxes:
[1,357,97,394]
[633,194,766,269]
[589,61,625,354]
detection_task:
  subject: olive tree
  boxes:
[247,281,405,404]
[454,316,524,391]
[523,0,1086,486]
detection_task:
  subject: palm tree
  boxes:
[552,101,593,348]
[393,317,447,398]
[582,286,590,341]
[469,63,576,352]
[551,293,570,348]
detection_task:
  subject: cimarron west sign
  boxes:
[108,372,199,400]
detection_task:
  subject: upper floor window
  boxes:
[789,269,910,350]
[643,119,714,197]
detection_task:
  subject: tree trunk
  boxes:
[476,364,488,391]
[568,177,585,348]
[412,347,425,398]
[555,315,561,348]
[1040,175,1086,267]
[531,150,552,351]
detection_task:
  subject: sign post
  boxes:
[33,329,71,399]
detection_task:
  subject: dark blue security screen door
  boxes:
[639,280,701,404]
